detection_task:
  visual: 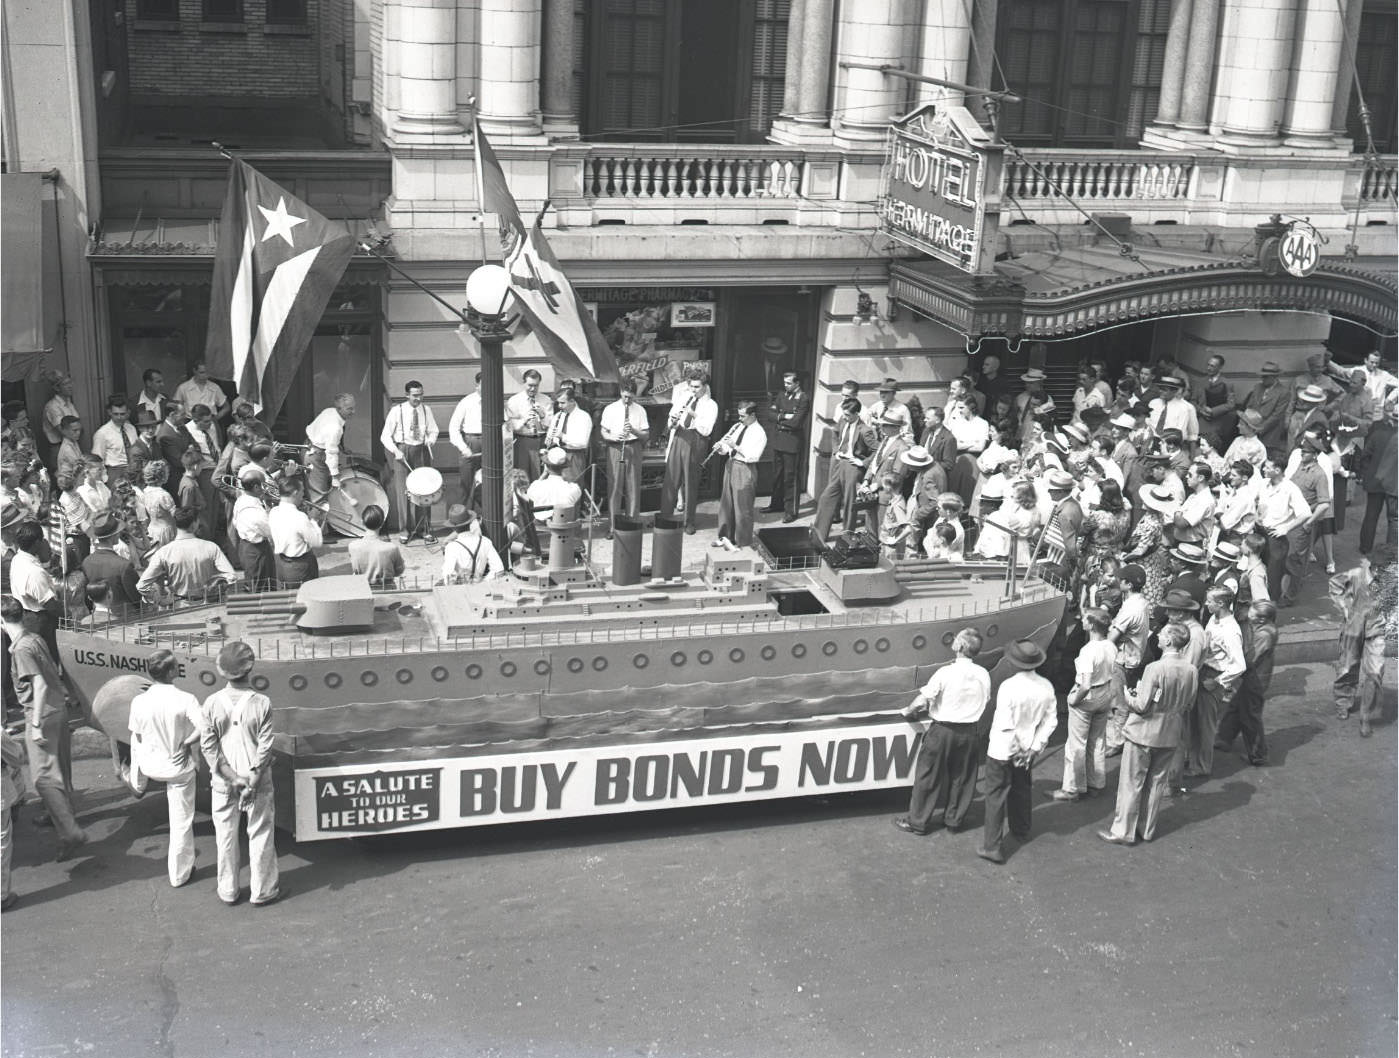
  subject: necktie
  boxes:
[1155,402,1169,433]
[732,424,748,457]
[410,405,421,444]
[561,410,571,443]
[203,426,216,460]
[121,425,132,466]
[839,422,852,458]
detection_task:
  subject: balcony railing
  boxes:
[582,147,805,201]
[1358,156,1398,203]
[1004,149,1198,204]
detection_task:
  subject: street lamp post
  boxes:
[464,264,515,557]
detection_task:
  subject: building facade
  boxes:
[3,0,1396,507]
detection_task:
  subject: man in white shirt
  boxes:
[304,394,356,509]
[135,369,167,421]
[1183,587,1247,779]
[714,401,767,547]
[124,649,206,888]
[1217,461,1260,540]
[172,362,228,424]
[1327,348,1396,420]
[381,380,440,545]
[544,386,594,485]
[230,465,275,591]
[90,396,139,484]
[979,640,1058,864]
[137,507,237,601]
[1171,463,1217,546]
[862,379,913,441]
[527,447,584,529]
[661,372,718,534]
[894,627,991,835]
[506,369,550,482]
[268,477,323,586]
[440,505,506,583]
[1254,458,1312,601]
[448,372,484,507]
[945,394,990,508]
[600,381,650,538]
[8,522,63,665]
[1151,375,1199,449]
[201,640,279,906]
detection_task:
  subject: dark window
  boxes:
[748,0,791,135]
[202,0,243,21]
[136,0,179,19]
[996,0,1157,148]
[1348,7,1398,153]
[265,0,307,25]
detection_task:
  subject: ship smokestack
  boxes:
[652,516,683,580]
[547,504,579,572]
[611,516,644,586]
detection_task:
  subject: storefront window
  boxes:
[305,322,376,456]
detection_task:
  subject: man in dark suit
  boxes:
[81,516,142,617]
[812,397,876,544]
[154,399,192,498]
[1238,361,1292,464]
[764,371,811,522]
[921,405,958,480]
[862,407,913,536]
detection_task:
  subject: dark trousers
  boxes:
[457,436,482,507]
[948,453,979,508]
[275,552,319,587]
[21,606,61,676]
[1216,680,1268,764]
[767,446,802,516]
[606,442,642,527]
[982,756,1033,854]
[392,443,433,538]
[1360,490,1398,555]
[237,538,275,593]
[813,458,862,543]
[906,721,982,831]
[1263,531,1289,601]
[514,434,543,482]
[660,429,706,529]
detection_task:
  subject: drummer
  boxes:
[380,380,439,545]
[303,394,355,510]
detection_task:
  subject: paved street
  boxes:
[2,658,1395,1058]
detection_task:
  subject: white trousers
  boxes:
[1060,706,1109,794]
[210,778,279,904]
[161,772,197,887]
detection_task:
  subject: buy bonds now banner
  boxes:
[294,719,922,841]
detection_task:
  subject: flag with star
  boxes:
[474,121,618,383]
[204,159,356,416]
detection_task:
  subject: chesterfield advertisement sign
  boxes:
[294,720,920,840]
[877,104,1004,275]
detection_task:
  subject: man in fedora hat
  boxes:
[1099,622,1197,846]
[1165,542,1210,611]
[813,396,877,544]
[81,515,141,618]
[1356,394,1398,555]
[440,505,506,583]
[1287,383,1332,452]
[1151,375,1198,451]
[764,370,811,523]
[1036,469,1083,586]
[1014,369,1055,443]
[898,445,940,553]
[1238,361,1291,463]
[1161,588,1207,669]
[1195,354,1237,453]
[760,335,789,394]
[1224,408,1268,470]
[128,407,161,483]
[978,640,1057,864]
[863,380,912,441]
[861,408,912,537]
[1296,352,1341,405]
[201,640,280,906]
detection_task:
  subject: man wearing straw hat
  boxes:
[201,641,280,906]
[978,640,1057,864]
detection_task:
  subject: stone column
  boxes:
[1216,0,1297,145]
[393,0,463,136]
[1177,0,1220,131]
[1284,0,1346,145]
[1151,0,1195,128]
[832,0,911,145]
[914,0,971,107]
[540,0,575,134]
[1330,0,1363,137]
[477,0,543,139]
[795,0,835,125]
[778,0,808,121]
[965,0,998,126]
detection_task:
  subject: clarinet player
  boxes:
[661,369,717,535]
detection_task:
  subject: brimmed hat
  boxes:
[1,503,26,530]
[1063,422,1091,445]
[1110,412,1136,431]
[1045,432,1069,455]
[1141,485,1177,514]
[216,640,257,680]
[1259,361,1282,376]
[877,377,898,393]
[761,337,788,356]
[881,406,910,427]
[1169,541,1207,566]
[1045,469,1076,492]
[1142,452,1171,466]
[936,491,965,510]
[1160,427,1184,445]
[1239,408,1264,430]
[1212,541,1242,564]
[1005,640,1047,670]
[91,514,121,539]
[1020,369,1047,384]
[544,446,569,470]
[900,445,934,468]
[1296,384,1328,405]
[443,503,474,531]
[1161,588,1200,612]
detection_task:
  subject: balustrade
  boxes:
[581,148,804,202]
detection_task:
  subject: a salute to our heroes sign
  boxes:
[294,719,922,840]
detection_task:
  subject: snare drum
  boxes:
[325,466,391,538]
[405,465,444,507]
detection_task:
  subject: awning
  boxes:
[889,244,1399,340]
[2,173,47,358]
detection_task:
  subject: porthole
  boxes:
[942,631,956,647]
[697,649,713,665]
[430,666,449,682]
[500,661,517,678]
[199,671,217,687]
[252,675,270,691]
[325,672,342,688]
[761,645,776,661]
[289,674,308,691]
[822,641,837,656]
[875,638,890,653]
[912,635,927,650]
[534,660,551,676]
[634,654,649,669]
[396,669,414,685]
[671,651,687,667]
[853,639,869,654]
[593,657,608,671]
[466,663,483,679]
[361,671,378,686]
[792,643,807,659]
[729,648,745,664]
[567,657,584,674]
[986,624,999,638]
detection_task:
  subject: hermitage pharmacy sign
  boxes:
[877,104,1005,275]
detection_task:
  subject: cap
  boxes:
[762,337,788,355]
[544,446,569,470]
[216,640,257,680]
[132,409,158,427]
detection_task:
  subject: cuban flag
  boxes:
[204,159,356,416]
[474,121,619,383]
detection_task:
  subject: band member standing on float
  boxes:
[765,371,811,523]
[506,369,549,482]
[715,401,767,547]
[448,371,483,507]
[601,380,650,538]
[268,477,323,586]
[381,380,440,545]
[303,394,356,511]
[230,465,275,591]
[661,371,718,535]
[544,386,593,485]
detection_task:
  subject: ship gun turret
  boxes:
[225,576,377,634]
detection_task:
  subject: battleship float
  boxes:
[62,512,1065,842]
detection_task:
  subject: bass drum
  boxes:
[326,466,390,538]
